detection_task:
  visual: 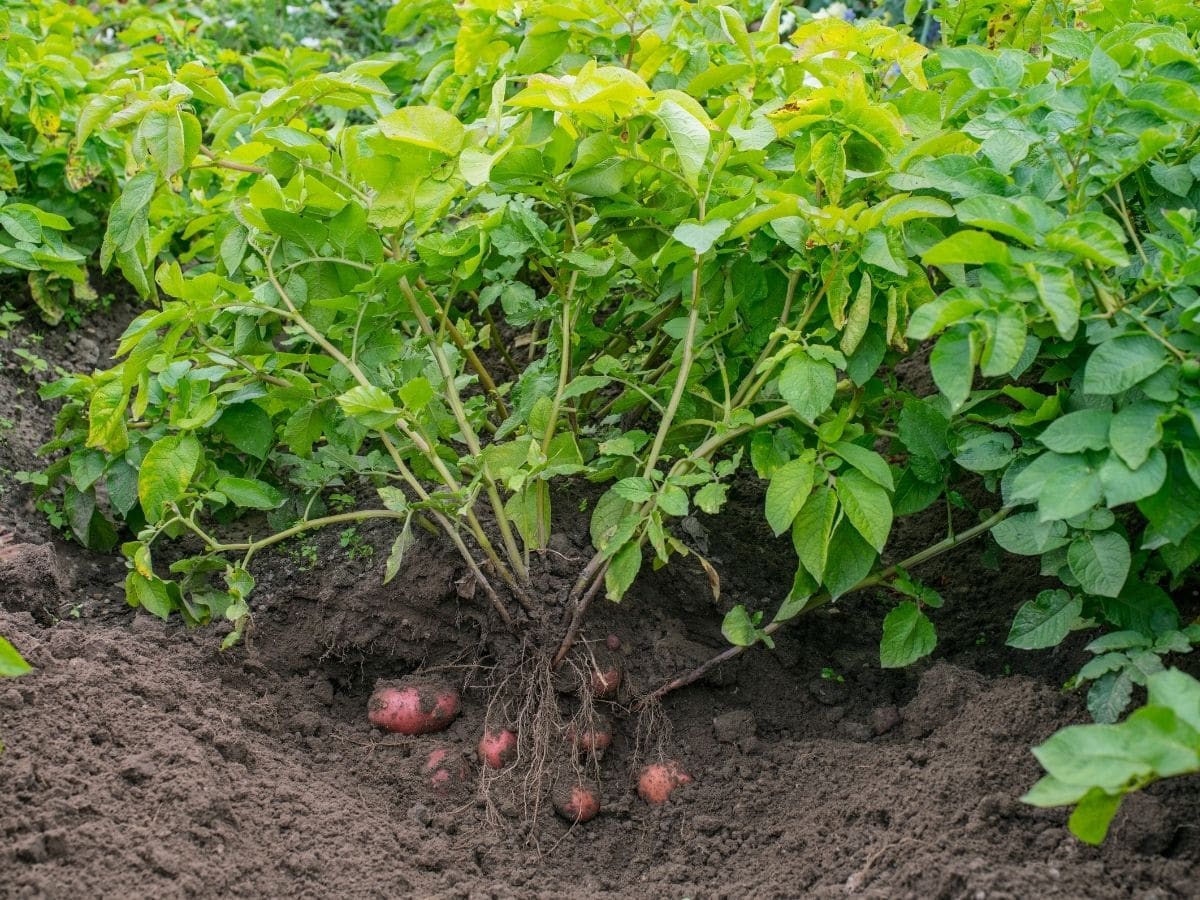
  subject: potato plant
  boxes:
[24,0,1200,842]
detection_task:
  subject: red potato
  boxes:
[605,634,622,652]
[478,728,518,770]
[637,761,692,805]
[368,678,460,735]
[424,747,467,794]
[588,661,622,699]
[566,716,613,756]
[552,778,601,823]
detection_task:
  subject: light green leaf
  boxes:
[1067,532,1130,599]
[1068,788,1123,845]
[722,604,759,647]
[880,601,937,668]
[921,230,1012,267]
[384,515,416,584]
[779,352,836,423]
[672,219,730,254]
[1007,589,1082,649]
[0,636,32,677]
[138,433,202,521]
[378,106,465,154]
[1083,335,1167,396]
[792,485,837,583]
[214,477,284,510]
[653,99,710,189]
[765,456,816,536]
[604,540,643,601]
[836,469,892,553]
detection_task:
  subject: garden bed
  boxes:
[1,315,1197,899]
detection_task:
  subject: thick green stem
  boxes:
[641,258,703,478]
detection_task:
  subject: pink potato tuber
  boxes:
[424,746,467,794]
[368,677,460,735]
[478,728,518,770]
[637,761,692,805]
[588,659,622,699]
[566,716,613,757]
[552,778,601,823]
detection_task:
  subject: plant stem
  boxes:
[641,257,703,478]
[399,277,530,584]
[263,245,523,602]
[641,507,1013,703]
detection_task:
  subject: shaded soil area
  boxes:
[1,307,1198,899]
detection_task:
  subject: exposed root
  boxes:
[477,638,566,843]
[475,634,629,846]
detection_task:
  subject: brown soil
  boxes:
[2,306,1199,899]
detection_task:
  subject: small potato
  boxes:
[637,761,692,805]
[424,746,467,794]
[566,716,613,757]
[588,661,622,699]
[478,728,518,770]
[552,778,601,823]
[368,678,460,735]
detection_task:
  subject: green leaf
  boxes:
[604,541,642,601]
[1100,581,1179,636]
[778,352,836,423]
[991,512,1070,556]
[880,601,937,668]
[840,273,872,357]
[1028,266,1081,339]
[1068,788,1123,845]
[954,196,1038,245]
[765,456,815,536]
[0,636,32,677]
[653,99,710,189]
[215,402,274,460]
[1108,403,1162,470]
[336,385,400,429]
[823,519,876,599]
[125,571,175,620]
[722,605,759,647]
[1010,452,1102,522]
[1083,336,1167,396]
[830,442,893,490]
[921,230,1011,267]
[378,106,465,155]
[1100,449,1166,507]
[1088,671,1135,724]
[1046,214,1129,268]
[384,515,415,585]
[1040,409,1112,454]
[138,434,202,521]
[1007,589,1083,650]
[792,485,837,583]
[930,328,975,411]
[835,469,893,553]
[1067,532,1130,599]
[672,219,729,254]
[214,477,284,510]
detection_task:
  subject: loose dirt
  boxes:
[1,303,1198,899]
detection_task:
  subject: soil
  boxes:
[2,300,1199,899]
